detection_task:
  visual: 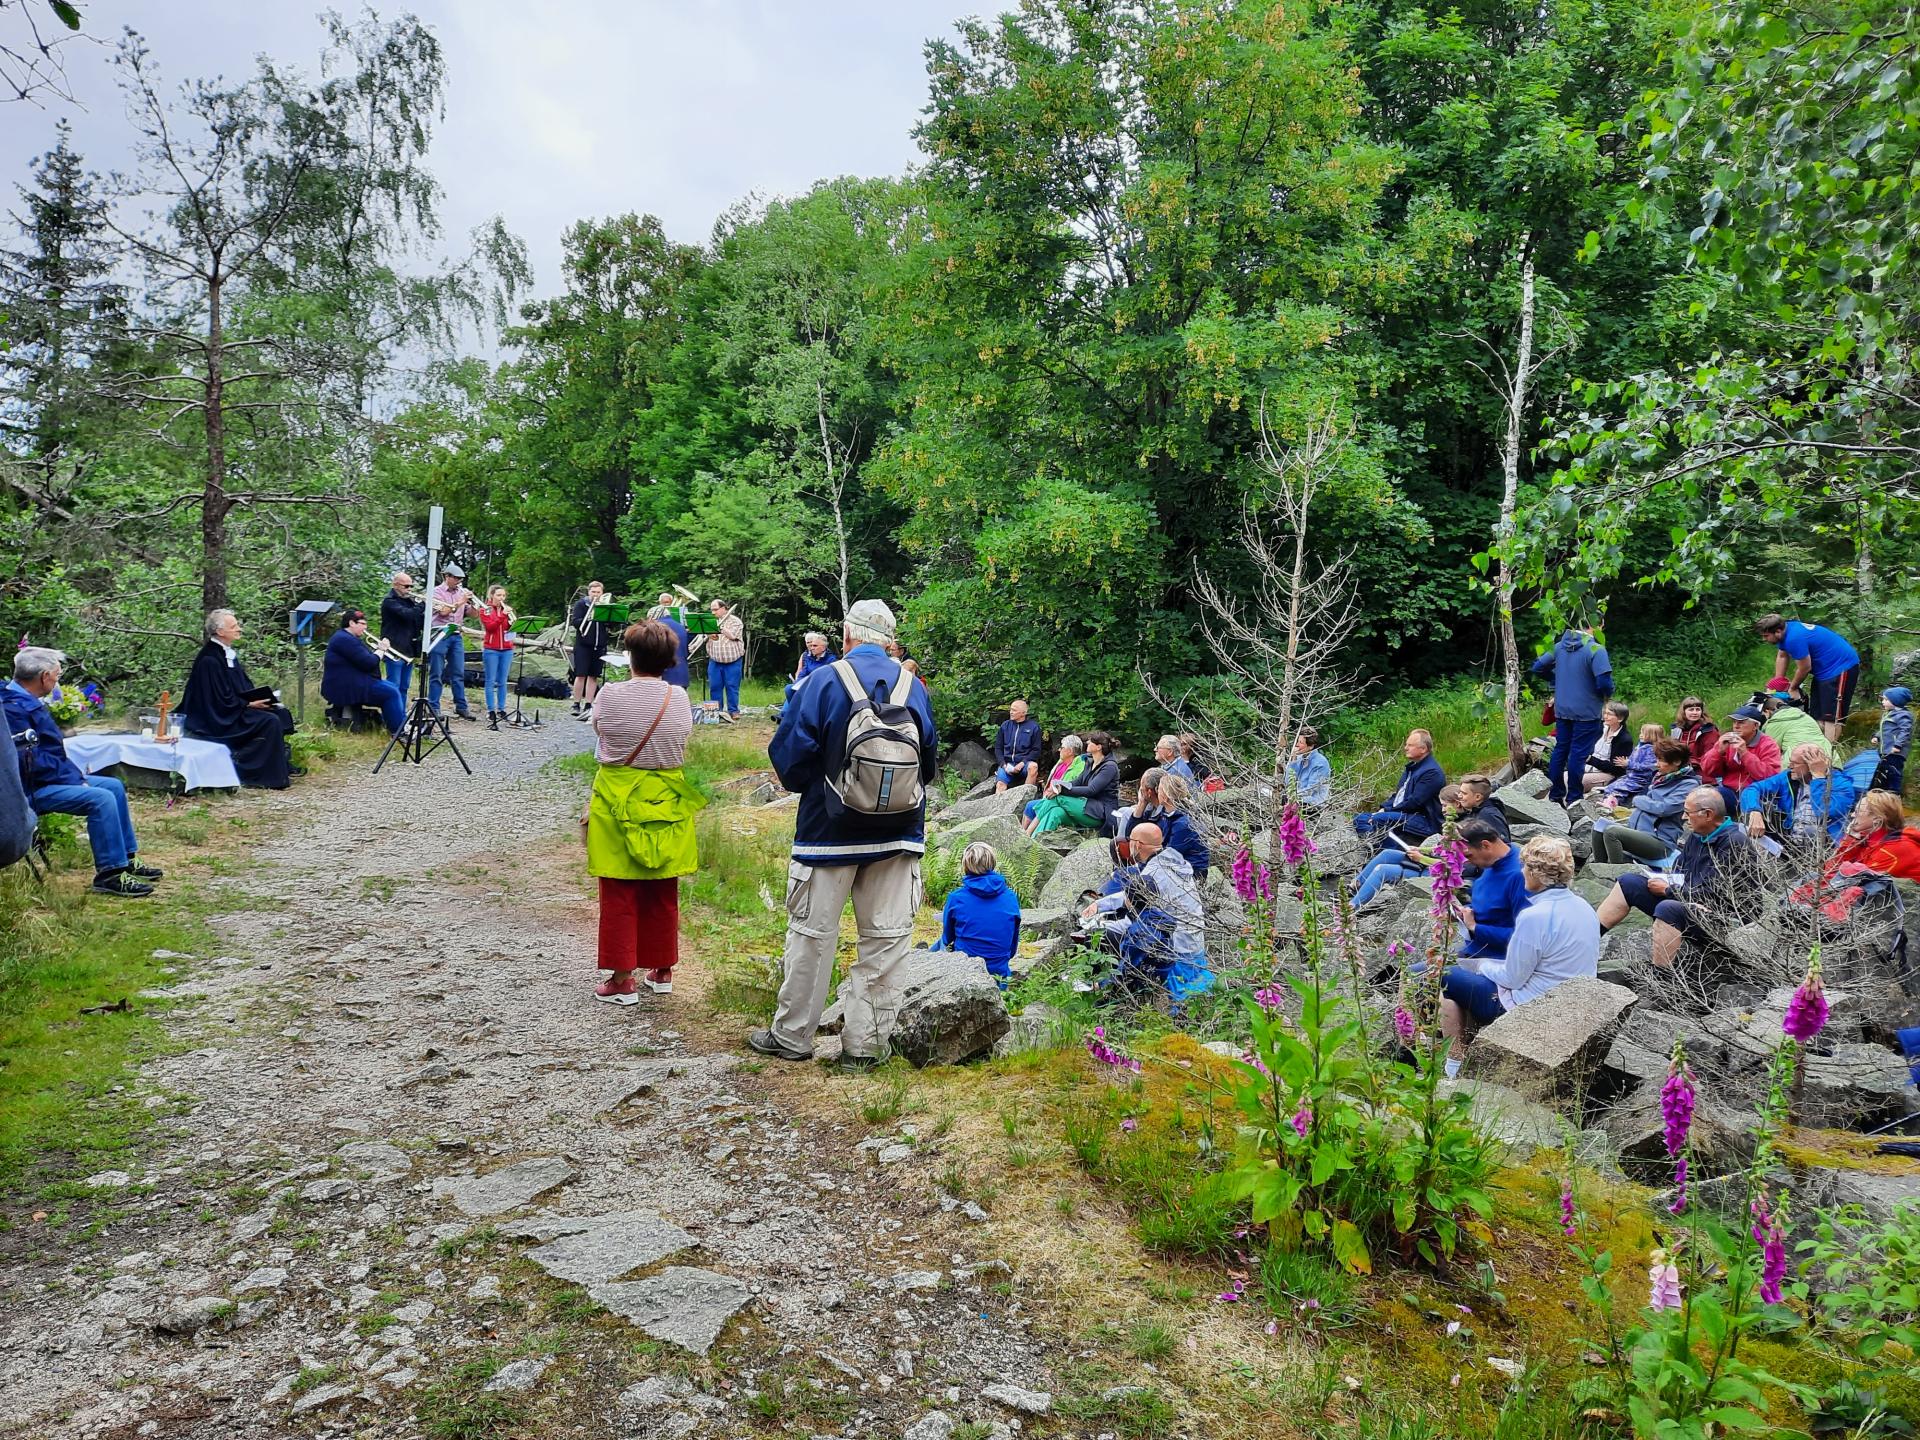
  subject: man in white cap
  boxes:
[751,598,938,1072]
[428,563,479,721]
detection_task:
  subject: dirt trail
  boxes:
[0,716,1057,1440]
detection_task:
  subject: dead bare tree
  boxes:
[1144,406,1376,963]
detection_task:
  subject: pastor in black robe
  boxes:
[178,642,296,789]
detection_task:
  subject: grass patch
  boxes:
[416,1355,522,1440]
[0,855,216,1196]
[857,1069,913,1126]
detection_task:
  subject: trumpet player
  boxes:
[479,584,517,729]
[380,571,425,697]
[323,609,408,735]
[428,563,480,722]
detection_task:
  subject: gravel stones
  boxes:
[150,1295,232,1336]
[982,1381,1053,1414]
[482,1355,551,1393]
[588,1267,751,1354]
[431,1156,576,1217]
[336,1140,412,1182]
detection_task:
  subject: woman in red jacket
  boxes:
[1817,791,1920,884]
[479,585,516,730]
[1672,696,1720,766]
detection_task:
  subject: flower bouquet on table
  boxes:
[48,681,105,732]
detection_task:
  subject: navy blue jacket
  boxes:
[994,716,1042,771]
[1383,754,1447,838]
[3,679,86,790]
[768,643,938,866]
[659,617,692,689]
[1531,630,1615,722]
[321,630,389,707]
[1461,846,1530,961]
[940,870,1022,969]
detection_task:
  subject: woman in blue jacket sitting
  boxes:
[935,841,1022,985]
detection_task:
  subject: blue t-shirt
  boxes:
[1781,621,1859,681]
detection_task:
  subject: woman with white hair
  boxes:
[1023,734,1087,830]
[1438,835,1598,1078]
[791,630,837,686]
[178,609,296,789]
[934,840,1022,985]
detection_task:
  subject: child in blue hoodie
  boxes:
[934,840,1023,985]
[1875,686,1913,795]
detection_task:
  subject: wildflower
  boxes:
[1240,1047,1272,1079]
[1668,1156,1688,1216]
[1560,1183,1577,1237]
[1085,1027,1142,1074]
[1265,1319,1279,1335]
[1445,1319,1461,1337]
[1393,1005,1416,1045]
[1278,804,1317,868]
[1120,1117,1137,1133]
[1253,983,1286,1012]
[1257,862,1273,900]
[1751,1194,1789,1305]
[1216,1277,1245,1304]
[1783,960,1829,1043]
[1659,1046,1696,1156]
[1231,847,1258,904]
[1290,1104,1311,1139]
[1647,1249,1683,1311]
[1427,840,1467,917]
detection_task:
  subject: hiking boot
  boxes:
[746,1028,813,1062]
[127,861,164,880]
[92,869,155,899]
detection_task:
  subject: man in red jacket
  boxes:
[1699,703,1783,811]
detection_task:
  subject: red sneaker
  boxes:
[595,975,639,1007]
[642,970,673,995]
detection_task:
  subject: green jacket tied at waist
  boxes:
[586,764,706,880]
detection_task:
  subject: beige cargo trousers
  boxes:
[767,851,921,1059]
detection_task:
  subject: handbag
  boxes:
[578,687,673,841]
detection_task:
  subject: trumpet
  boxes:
[362,631,417,665]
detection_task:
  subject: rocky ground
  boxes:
[0,713,1061,1440]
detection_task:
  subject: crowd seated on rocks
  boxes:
[1579,702,1635,793]
[1740,742,1854,852]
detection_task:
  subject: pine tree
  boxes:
[0,119,126,463]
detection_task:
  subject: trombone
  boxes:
[362,631,417,665]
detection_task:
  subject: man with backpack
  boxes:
[1531,626,1615,807]
[750,599,938,1072]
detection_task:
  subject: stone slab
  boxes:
[432,1157,576,1217]
[589,1266,751,1355]
[1466,977,1639,1103]
[522,1212,695,1287]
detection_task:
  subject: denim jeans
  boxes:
[383,658,413,699]
[32,775,136,872]
[428,633,467,712]
[1353,848,1423,905]
[708,657,743,714]
[1547,716,1605,804]
[482,648,511,712]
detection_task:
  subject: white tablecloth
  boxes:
[65,733,242,792]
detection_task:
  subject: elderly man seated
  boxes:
[1438,836,1597,1078]
[1076,822,1209,1002]
[1595,786,1764,968]
[321,609,407,734]
[993,698,1043,791]
[1740,741,1854,852]
[1353,729,1446,851]
[3,648,162,898]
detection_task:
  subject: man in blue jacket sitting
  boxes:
[751,599,938,1072]
[1532,626,1615,806]
[992,698,1042,791]
[320,609,407,734]
[1353,729,1446,851]
[3,648,161,898]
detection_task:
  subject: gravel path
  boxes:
[0,712,1057,1440]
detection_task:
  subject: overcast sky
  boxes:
[4,1,983,319]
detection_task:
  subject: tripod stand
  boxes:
[374,633,471,775]
[506,642,541,730]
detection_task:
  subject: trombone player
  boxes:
[322,609,408,734]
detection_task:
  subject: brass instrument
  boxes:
[362,631,417,665]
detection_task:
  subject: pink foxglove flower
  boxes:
[1231,847,1258,903]
[1560,1183,1577,1236]
[1783,962,1829,1043]
[1278,804,1317,868]
[1086,1027,1142,1074]
[1668,1156,1689,1215]
[1290,1104,1311,1139]
[1660,1048,1696,1156]
[1427,840,1467,917]
[1393,1005,1416,1045]
[1751,1194,1789,1305]
[1647,1250,1683,1312]
[1253,984,1285,1013]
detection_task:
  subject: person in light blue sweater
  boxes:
[1598,723,1664,806]
[1287,726,1332,809]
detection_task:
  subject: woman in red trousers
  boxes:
[585,621,703,1005]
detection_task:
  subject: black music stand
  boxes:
[507,639,541,730]
[374,630,471,774]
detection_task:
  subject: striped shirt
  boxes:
[592,677,693,769]
[706,613,744,664]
